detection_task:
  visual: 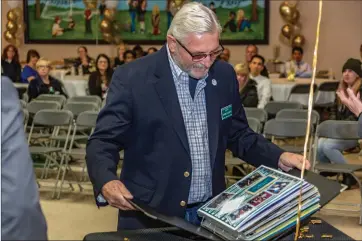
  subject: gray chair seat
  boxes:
[315,163,362,173]
[29,146,63,154]
[280,145,309,154]
[51,135,88,141]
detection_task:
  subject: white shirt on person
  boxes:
[249,74,272,109]
[284,60,312,78]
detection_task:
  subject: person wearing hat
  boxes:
[317,58,362,188]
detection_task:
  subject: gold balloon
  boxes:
[102,32,113,43]
[4,31,15,44]
[111,21,122,34]
[279,2,296,20]
[13,7,23,22]
[292,34,305,47]
[286,9,300,24]
[113,35,122,45]
[281,24,293,39]
[83,0,98,9]
[104,8,116,21]
[100,19,112,33]
[7,10,18,21]
[6,20,18,35]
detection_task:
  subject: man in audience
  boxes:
[219,47,231,62]
[283,47,312,78]
[249,54,271,109]
[86,2,309,231]
[245,44,269,77]
[1,76,48,240]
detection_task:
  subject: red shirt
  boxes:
[85,9,91,19]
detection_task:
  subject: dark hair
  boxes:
[78,46,88,53]
[210,2,215,6]
[2,44,19,63]
[147,47,158,53]
[123,50,136,59]
[292,46,303,55]
[95,54,113,86]
[133,44,143,52]
[54,16,60,23]
[229,11,236,17]
[26,49,40,63]
[247,44,259,53]
[250,54,265,65]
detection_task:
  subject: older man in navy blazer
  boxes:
[86,2,310,231]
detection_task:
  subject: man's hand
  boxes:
[278,152,311,172]
[336,88,362,117]
[101,180,135,210]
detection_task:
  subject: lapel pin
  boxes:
[212,79,217,86]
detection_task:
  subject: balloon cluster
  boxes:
[4,2,25,48]
[279,1,305,47]
[98,1,123,44]
[169,0,189,16]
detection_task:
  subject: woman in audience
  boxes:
[74,46,94,75]
[234,63,258,107]
[133,44,145,58]
[317,58,362,187]
[88,54,114,100]
[1,44,21,82]
[114,42,128,68]
[123,50,136,64]
[27,58,67,101]
[147,47,158,55]
[21,49,40,83]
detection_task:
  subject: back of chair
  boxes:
[276,109,320,125]
[316,120,359,140]
[314,82,339,105]
[244,108,268,123]
[22,108,29,131]
[36,94,67,107]
[76,111,99,128]
[22,93,29,103]
[20,99,27,109]
[264,101,303,117]
[26,100,61,115]
[264,119,312,138]
[32,109,73,127]
[63,102,99,118]
[247,117,261,134]
[289,84,318,95]
[68,96,102,107]
[318,81,339,91]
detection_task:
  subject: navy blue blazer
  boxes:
[86,46,284,230]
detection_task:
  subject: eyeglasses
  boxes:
[175,39,224,62]
[38,65,50,69]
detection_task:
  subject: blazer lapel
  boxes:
[205,70,220,169]
[152,46,191,157]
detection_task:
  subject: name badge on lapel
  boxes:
[221,104,232,120]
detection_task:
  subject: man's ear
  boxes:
[166,35,177,54]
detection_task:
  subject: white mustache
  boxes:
[192,63,207,70]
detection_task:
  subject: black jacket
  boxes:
[27,76,67,101]
[1,59,21,82]
[88,70,114,99]
[331,86,362,121]
[239,79,259,108]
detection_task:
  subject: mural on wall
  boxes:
[24,0,269,44]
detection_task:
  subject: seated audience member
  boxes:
[283,47,312,78]
[220,48,231,63]
[74,46,94,75]
[88,54,114,100]
[27,58,67,101]
[123,50,136,64]
[133,44,145,58]
[234,63,258,107]
[147,47,158,55]
[245,44,269,78]
[114,42,128,68]
[317,58,362,188]
[248,55,271,109]
[1,44,21,82]
[21,49,40,83]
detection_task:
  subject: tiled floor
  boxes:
[38,153,362,240]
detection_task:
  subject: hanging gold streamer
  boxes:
[294,0,323,240]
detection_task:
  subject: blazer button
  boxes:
[180,201,186,207]
[184,171,190,177]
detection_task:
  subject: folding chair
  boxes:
[263,118,314,155]
[276,109,320,127]
[264,101,303,120]
[22,92,29,103]
[28,110,75,198]
[287,83,318,107]
[36,94,67,107]
[20,99,27,109]
[312,120,362,224]
[314,81,339,108]
[244,108,268,125]
[247,117,261,134]
[67,96,102,108]
[22,108,29,132]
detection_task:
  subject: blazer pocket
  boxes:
[123,179,156,204]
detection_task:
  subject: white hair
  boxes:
[167,2,222,42]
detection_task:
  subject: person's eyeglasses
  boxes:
[175,39,224,62]
[38,65,50,69]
